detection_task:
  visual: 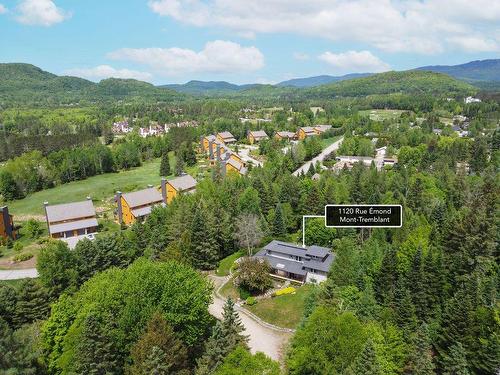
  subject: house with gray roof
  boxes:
[248,130,269,144]
[217,131,237,144]
[254,240,334,283]
[44,199,98,239]
[166,174,197,203]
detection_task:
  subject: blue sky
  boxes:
[0,0,499,84]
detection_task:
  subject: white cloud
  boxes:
[148,0,500,54]
[107,40,264,76]
[64,65,153,82]
[447,36,499,52]
[16,0,71,26]
[318,50,390,74]
[0,4,7,14]
[293,52,309,61]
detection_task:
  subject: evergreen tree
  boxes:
[221,298,248,350]
[409,248,428,321]
[272,203,287,238]
[407,324,435,375]
[349,339,382,375]
[394,282,418,334]
[128,312,188,375]
[13,279,50,328]
[73,312,121,375]
[175,154,185,176]
[160,153,171,176]
[441,342,470,375]
[189,203,219,269]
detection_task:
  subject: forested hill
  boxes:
[416,59,500,89]
[0,63,183,107]
[303,70,476,98]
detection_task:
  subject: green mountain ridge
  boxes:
[0,63,183,106]
[0,62,479,106]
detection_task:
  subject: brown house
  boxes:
[0,206,16,240]
[247,130,269,144]
[216,131,237,144]
[166,175,197,203]
[274,131,296,141]
[44,199,98,239]
[296,127,316,140]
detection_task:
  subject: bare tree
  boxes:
[234,214,263,256]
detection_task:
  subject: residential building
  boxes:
[221,155,247,177]
[314,125,332,134]
[296,126,316,140]
[335,155,374,167]
[216,131,237,144]
[247,130,269,144]
[0,206,16,240]
[44,199,98,239]
[464,96,481,104]
[165,174,197,203]
[115,185,166,225]
[112,120,132,134]
[274,131,296,141]
[254,240,334,283]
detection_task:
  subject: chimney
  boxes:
[216,144,221,161]
[115,191,123,224]
[208,140,214,160]
[1,206,12,239]
[200,136,205,152]
[43,202,50,237]
[161,178,167,203]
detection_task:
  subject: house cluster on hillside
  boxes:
[0,206,16,241]
[115,175,197,225]
[296,125,332,140]
[332,146,397,173]
[254,240,334,283]
[112,121,133,134]
[200,132,248,176]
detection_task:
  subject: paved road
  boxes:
[238,145,264,167]
[292,137,344,176]
[0,268,38,280]
[208,276,291,361]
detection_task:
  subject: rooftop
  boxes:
[121,187,163,208]
[250,130,268,138]
[168,174,197,192]
[45,200,96,223]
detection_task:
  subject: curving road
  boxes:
[208,275,292,361]
[0,268,38,280]
[292,137,344,176]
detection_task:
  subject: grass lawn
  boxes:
[216,251,244,276]
[0,221,48,268]
[321,135,342,148]
[359,109,407,121]
[247,284,315,329]
[219,279,240,300]
[8,159,163,218]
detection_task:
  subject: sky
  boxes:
[0,0,499,85]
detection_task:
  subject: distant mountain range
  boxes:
[162,59,499,94]
[1,59,496,106]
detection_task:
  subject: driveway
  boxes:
[0,268,38,280]
[292,137,344,176]
[237,145,264,167]
[208,275,292,361]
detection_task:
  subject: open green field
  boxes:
[247,284,315,328]
[320,135,342,148]
[216,250,243,276]
[359,109,407,121]
[9,158,162,218]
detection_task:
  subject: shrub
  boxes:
[13,242,23,252]
[238,286,251,300]
[246,296,257,306]
[13,252,33,262]
[274,287,296,297]
[235,257,272,294]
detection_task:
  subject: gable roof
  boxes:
[122,188,163,208]
[45,200,96,223]
[314,125,332,132]
[168,174,197,192]
[300,126,316,134]
[217,131,237,142]
[249,130,268,138]
[276,131,295,138]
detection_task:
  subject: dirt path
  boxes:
[208,275,292,362]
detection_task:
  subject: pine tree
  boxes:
[175,154,185,176]
[128,312,188,375]
[189,203,219,269]
[160,153,171,176]
[221,298,248,350]
[409,248,428,321]
[375,247,398,307]
[441,342,470,375]
[407,324,435,375]
[272,203,287,238]
[196,298,248,375]
[13,279,50,328]
[349,339,382,375]
[394,282,417,334]
[73,312,121,375]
